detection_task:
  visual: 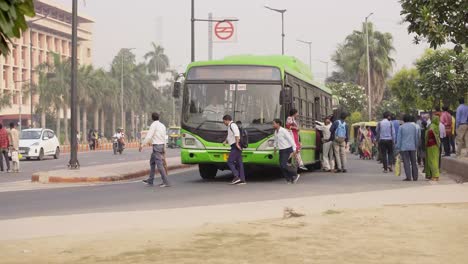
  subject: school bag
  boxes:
[230,123,249,148]
[335,120,347,142]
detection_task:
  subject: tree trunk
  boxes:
[41,111,46,128]
[83,108,88,144]
[93,108,99,132]
[100,110,105,138]
[56,108,61,144]
[112,112,116,136]
[77,104,81,142]
[131,110,135,140]
[63,105,69,145]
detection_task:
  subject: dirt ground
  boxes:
[1,203,468,264]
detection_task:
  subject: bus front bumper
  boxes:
[181,148,279,166]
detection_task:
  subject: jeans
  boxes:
[379,140,394,171]
[148,144,169,185]
[279,147,296,181]
[442,137,451,156]
[227,144,245,181]
[450,135,456,153]
[333,139,346,170]
[0,148,10,171]
[401,150,418,180]
[322,141,335,170]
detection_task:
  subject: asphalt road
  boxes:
[0,148,181,183]
[0,155,451,220]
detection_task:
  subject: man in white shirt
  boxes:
[139,112,170,187]
[316,117,334,172]
[273,119,300,184]
[223,114,246,185]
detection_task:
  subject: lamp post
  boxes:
[365,12,373,121]
[297,39,312,70]
[265,6,287,55]
[68,0,79,169]
[28,14,49,128]
[120,48,135,132]
[320,60,329,81]
[190,0,238,62]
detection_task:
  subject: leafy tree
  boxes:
[331,22,395,116]
[375,96,402,120]
[387,67,432,113]
[328,82,368,114]
[348,111,363,125]
[416,48,468,108]
[0,0,35,56]
[400,0,468,53]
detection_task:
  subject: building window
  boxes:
[87,48,91,58]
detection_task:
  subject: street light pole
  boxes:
[365,12,373,121]
[297,39,312,70]
[69,0,79,169]
[191,0,195,62]
[265,6,287,55]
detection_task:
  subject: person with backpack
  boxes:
[273,119,300,183]
[376,112,396,173]
[330,112,349,173]
[223,115,246,185]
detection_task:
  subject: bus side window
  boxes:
[301,99,307,127]
[314,97,321,121]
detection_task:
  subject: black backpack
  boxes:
[230,124,249,148]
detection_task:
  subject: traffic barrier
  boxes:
[60,140,142,153]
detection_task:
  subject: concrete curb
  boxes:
[31,164,194,183]
[441,157,468,183]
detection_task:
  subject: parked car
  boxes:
[19,129,61,160]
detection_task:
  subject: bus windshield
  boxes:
[182,83,281,133]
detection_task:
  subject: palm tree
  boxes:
[144,42,170,76]
[331,22,395,116]
[36,53,70,143]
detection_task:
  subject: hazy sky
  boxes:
[56,0,430,81]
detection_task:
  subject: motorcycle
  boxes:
[112,137,124,155]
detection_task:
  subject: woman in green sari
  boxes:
[425,116,441,181]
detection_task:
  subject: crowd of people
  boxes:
[357,97,468,182]
[137,96,468,187]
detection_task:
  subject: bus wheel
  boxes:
[199,164,217,180]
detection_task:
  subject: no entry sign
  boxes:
[213,19,237,42]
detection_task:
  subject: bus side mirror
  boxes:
[173,82,181,98]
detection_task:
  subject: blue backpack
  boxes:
[335,120,347,139]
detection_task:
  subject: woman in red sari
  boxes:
[286,109,308,170]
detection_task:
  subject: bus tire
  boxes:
[199,164,217,180]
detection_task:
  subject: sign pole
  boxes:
[208,12,213,60]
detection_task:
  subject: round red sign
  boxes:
[214,21,235,40]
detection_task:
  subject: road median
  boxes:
[31,157,193,183]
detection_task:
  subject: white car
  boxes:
[19,129,61,160]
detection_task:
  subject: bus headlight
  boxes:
[257,138,275,151]
[182,134,206,149]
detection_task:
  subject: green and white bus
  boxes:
[173,55,333,179]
